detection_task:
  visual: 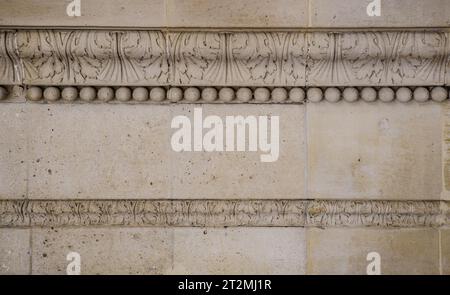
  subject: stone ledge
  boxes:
[1,30,449,87]
[0,199,447,228]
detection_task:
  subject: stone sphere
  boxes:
[254,88,270,102]
[219,87,235,102]
[396,87,412,102]
[431,87,447,102]
[236,88,253,102]
[26,87,43,101]
[167,87,183,102]
[271,88,288,102]
[116,87,132,102]
[342,87,359,102]
[97,87,114,102]
[150,87,166,102]
[307,88,323,102]
[201,87,218,102]
[413,87,429,102]
[324,87,341,102]
[0,86,8,100]
[79,87,96,101]
[132,87,149,102]
[378,87,395,102]
[289,88,305,102]
[184,87,200,102]
[61,87,78,101]
[43,87,61,101]
[361,87,377,102]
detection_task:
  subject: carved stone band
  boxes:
[0,199,448,228]
[1,30,450,87]
[0,85,448,103]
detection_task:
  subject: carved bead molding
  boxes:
[0,200,448,228]
[0,30,450,88]
[0,85,448,103]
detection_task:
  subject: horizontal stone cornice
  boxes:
[0,30,449,88]
[1,199,448,228]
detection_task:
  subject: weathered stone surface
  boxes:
[31,228,173,274]
[17,30,169,86]
[307,101,442,200]
[307,31,448,86]
[171,228,305,274]
[166,0,308,28]
[306,228,440,275]
[0,0,166,28]
[27,104,171,199]
[0,229,30,275]
[0,31,20,84]
[170,104,305,199]
[0,104,27,199]
[310,0,450,28]
[441,229,450,275]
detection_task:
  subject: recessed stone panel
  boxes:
[307,101,442,200]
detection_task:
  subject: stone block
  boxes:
[0,229,30,275]
[307,101,442,200]
[306,228,440,275]
[440,229,450,275]
[172,228,306,274]
[0,0,166,28]
[310,0,450,28]
[166,0,308,28]
[170,104,306,199]
[28,104,171,199]
[31,228,173,275]
[0,104,28,199]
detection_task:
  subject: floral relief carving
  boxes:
[308,31,448,86]
[0,200,446,228]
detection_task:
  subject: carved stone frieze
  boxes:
[0,199,447,228]
[0,30,449,88]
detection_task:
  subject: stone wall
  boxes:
[1,0,450,275]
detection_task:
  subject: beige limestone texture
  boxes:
[31,228,173,275]
[0,104,27,199]
[169,104,306,199]
[1,0,449,28]
[0,0,166,28]
[0,229,30,274]
[306,228,440,275]
[27,104,171,199]
[171,228,306,275]
[310,0,450,28]
[441,229,450,275]
[307,101,442,200]
[166,0,308,28]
